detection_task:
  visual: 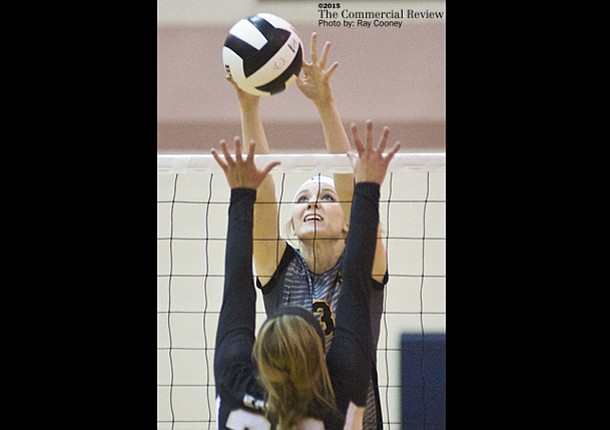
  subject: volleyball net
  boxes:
[157,152,446,429]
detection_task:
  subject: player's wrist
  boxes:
[239,98,260,111]
[313,94,336,110]
[230,187,257,200]
[354,181,381,192]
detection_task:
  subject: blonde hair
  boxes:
[253,314,338,429]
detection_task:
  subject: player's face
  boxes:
[291,183,347,240]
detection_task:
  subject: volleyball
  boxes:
[222,13,303,96]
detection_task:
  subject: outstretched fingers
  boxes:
[233,136,243,162]
[365,120,375,151]
[350,122,365,155]
[211,136,241,171]
[322,61,339,82]
[309,32,319,65]
[352,121,395,155]
[222,139,237,166]
[261,160,281,177]
[212,137,281,190]
[245,139,280,176]
[211,144,227,172]
[211,139,234,171]
[347,121,402,185]
[385,141,401,163]
[377,126,390,153]
[308,32,338,77]
[245,140,256,165]
[319,40,331,70]
[349,121,401,164]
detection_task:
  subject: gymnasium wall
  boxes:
[157,0,445,153]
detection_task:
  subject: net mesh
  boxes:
[157,153,445,429]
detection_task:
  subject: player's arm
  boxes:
[344,403,365,430]
[211,138,280,423]
[227,76,287,285]
[296,33,352,217]
[212,136,279,351]
[297,36,388,283]
[326,122,400,419]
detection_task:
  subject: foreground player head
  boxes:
[253,307,337,429]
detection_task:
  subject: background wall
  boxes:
[157,0,445,153]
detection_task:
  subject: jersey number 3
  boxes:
[312,300,335,336]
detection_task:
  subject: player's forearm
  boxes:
[339,182,380,327]
[216,188,257,348]
[328,183,379,409]
[315,99,351,154]
[239,102,271,154]
[315,99,354,218]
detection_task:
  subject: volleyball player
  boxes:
[225,32,389,429]
[212,122,400,430]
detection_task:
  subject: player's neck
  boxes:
[300,238,345,274]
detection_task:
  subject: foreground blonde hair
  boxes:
[253,314,338,429]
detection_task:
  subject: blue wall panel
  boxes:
[401,333,446,430]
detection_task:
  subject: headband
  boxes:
[292,175,336,203]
